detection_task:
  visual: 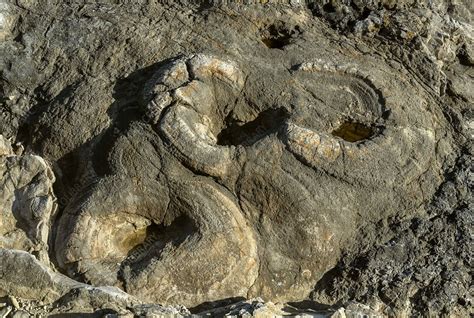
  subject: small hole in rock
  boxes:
[262,24,297,49]
[217,108,289,146]
[457,45,473,66]
[121,215,196,267]
[332,121,376,142]
[323,3,336,13]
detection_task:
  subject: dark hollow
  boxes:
[332,121,376,142]
[217,108,289,146]
[261,24,293,49]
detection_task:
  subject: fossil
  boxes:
[0,2,470,316]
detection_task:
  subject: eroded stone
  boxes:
[0,136,56,263]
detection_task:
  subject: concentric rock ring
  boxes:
[145,54,245,180]
[123,178,258,306]
[281,60,437,186]
[55,52,447,306]
[54,124,257,307]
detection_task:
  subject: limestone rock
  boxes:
[0,1,17,41]
[0,135,12,155]
[0,136,57,263]
[0,1,471,316]
[0,249,144,315]
[0,248,76,301]
[54,123,258,307]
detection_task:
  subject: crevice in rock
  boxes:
[261,24,300,49]
[188,297,246,314]
[457,44,473,66]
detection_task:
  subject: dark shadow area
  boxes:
[118,214,197,281]
[261,24,301,49]
[91,60,167,177]
[283,300,332,314]
[48,309,117,317]
[197,0,214,11]
[322,2,336,13]
[216,107,289,146]
[91,56,183,177]
[189,296,246,314]
[16,83,79,150]
[347,8,372,31]
[310,264,344,299]
[310,253,371,302]
[332,121,376,142]
[457,44,473,66]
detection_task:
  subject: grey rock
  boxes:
[0,248,76,301]
[131,304,190,317]
[311,151,473,317]
[0,249,142,315]
[0,135,12,155]
[0,1,471,316]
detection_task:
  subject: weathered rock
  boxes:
[0,135,12,155]
[54,123,258,307]
[312,151,473,317]
[152,54,245,180]
[0,1,17,41]
[0,0,471,316]
[10,310,28,318]
[0,249,146,315]
[0,249,75,301]
[195,298,284,317]
[0,306,11,318]
[131,304,190,317]
[51,42,449,306]
[0,136,56,263]
[194,298,388,317]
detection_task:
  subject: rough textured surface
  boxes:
[0,136,56,263]
[0,0,472,316]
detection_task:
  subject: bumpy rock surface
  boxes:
[0,136,56,263]
[0,0,472,316]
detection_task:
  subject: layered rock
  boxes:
[0,249,190,316]
[54,122,258,307]
[0,0,470,316]
[51,47,451,306]
[0,135,56,263]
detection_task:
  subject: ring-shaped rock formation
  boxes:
[55,53,447,306]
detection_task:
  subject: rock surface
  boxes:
[0,0,472,316]
[0,136,56,263]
